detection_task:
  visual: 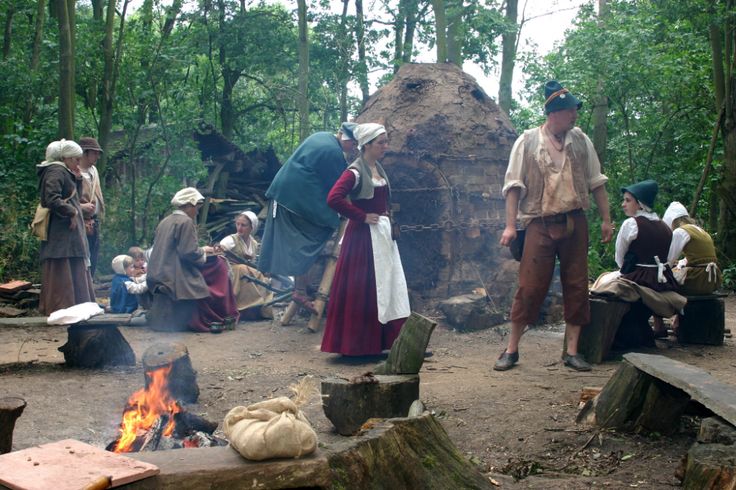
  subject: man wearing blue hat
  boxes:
[259,122,358,311]
[496,81,614,372]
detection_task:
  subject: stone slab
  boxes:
[0,439,159,490]
[624,353,736,427]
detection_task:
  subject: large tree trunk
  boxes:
[446,0,462,66]
[393,0,406,72]
[338,0,350,122]
[98,0,129,175]
[57,0,76,139]
[431,0,447,62]
[401,0,419,63]
[355,0,370,104]
[297,0,309,141]
[715,0,736,259]
[497,0,517,114]
[30,0,46,70]
[591,0,609,167]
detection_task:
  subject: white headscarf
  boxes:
[239,210,259,235]
[171,187,204,207]
[354,123,386,149]
[111,255,133,275]
[663,201,689,229]
[38,139,84,168]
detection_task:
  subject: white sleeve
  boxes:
[220,235,236,251]
[615,218,638,268]
[125,280,149,294]
[501,135,528,199]
[668,228,691,264]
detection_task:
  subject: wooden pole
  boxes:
[307,220,347,332]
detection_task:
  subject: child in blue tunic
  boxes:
[110,254,148,313]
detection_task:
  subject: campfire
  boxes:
[107,364,224,452]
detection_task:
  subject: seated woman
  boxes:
[146,187,239,332]
[220,211,273,319]
[663,202,722,295]
[598,180,678,338]
[321,123,410,357]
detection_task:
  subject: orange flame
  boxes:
[112,365,182,453]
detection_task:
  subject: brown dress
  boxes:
[37,163,95,315]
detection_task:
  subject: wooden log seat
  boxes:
[677,294,726,346]
[568,297,632,364]
[578,353,736,436]
[58,322,135,368]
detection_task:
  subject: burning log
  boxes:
[108,360,223,454]
[142,343,199,403]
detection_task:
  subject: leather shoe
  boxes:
[493,350,519,371]
[562,353,591,371]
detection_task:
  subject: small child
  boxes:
[110,255,148,313]
[127,246,147,277]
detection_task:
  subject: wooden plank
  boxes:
[0,281,32,294]
[624,353,736,427]
[0,439,159,490]
[0,314,134,329]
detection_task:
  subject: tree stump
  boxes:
[322,375,419,435]
[142,343,199,403]
[374,312,436,375]
[566,297,630,363]
[147,294,196,332]
[683,443,736,489]
[58,325,135,368]
[678,295,726,345]
[0,397,26,454]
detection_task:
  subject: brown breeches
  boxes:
[510,211,590,326]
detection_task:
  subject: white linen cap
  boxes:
[663,201,689,229]
[353,123,386,149]
[239,210,259,234]
[171,187,205,207]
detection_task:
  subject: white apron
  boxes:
[369,216,411,324]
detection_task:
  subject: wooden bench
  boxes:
[677,293,726,345]
[578,352,736,434]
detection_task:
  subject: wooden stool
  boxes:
[566,297,630,364]
[677,294,726,345]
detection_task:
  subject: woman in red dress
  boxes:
[321,124,410,356]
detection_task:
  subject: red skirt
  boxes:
[321,220,404,355]
[189,256,239,332]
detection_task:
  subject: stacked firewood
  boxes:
[0,281,39,316]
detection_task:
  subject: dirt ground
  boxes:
[1,297,735,489]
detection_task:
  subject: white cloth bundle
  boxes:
[223,397,317,461]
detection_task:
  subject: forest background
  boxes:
[0,0,734,290]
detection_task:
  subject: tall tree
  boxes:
[591,0,609,167]
[297,0,309,141]
[56,0,75,138]
[431,0,448,62]
[355,0,370,103]
[498,0,518,113]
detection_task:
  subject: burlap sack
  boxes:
[223,397,317,461]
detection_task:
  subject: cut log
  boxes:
[677,295,726,345]
[322,375,419,435]
[699,417,736,445]
[567,297,630,363]
[279,301,299,326]
[0,397,26,454]
[125,413,494,489]
[142,343,199,403]
[172,411,218,438]
[147,294,196,332]
[58,325,135,368]
[683,443,736,489]
[307,220,346,332]
[374,312,436,375]
[633,379,690,435]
